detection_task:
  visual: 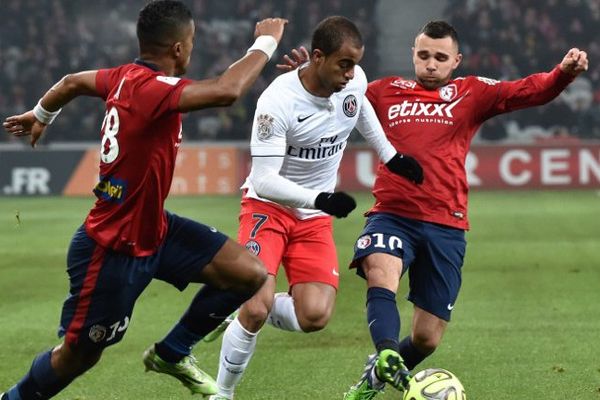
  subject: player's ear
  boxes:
[172,42,182,57]
[312,49,325,64]
[453,53,463,70]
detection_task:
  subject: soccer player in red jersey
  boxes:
[343,21,589,399]
[280,20,588,399]
[1,1,286,399]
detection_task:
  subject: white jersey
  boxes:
[242,65,396,219]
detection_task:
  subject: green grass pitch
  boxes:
[1,191,599,399]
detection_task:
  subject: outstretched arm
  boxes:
[3,71,99,147]
[482,48,589,119]
[178,18,287,112]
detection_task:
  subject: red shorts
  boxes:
[238,197,339,289]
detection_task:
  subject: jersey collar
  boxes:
[134,58,161,72]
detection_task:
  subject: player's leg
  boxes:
[344,214,418,399]
[146,213,267,395]
[267,215,338,333]
[398,306,447,370]
[211,201,290,399]
[4,225,153,399]
[399,221,465,371]
[211,275,277,399]
[3,342,103,400]
[148,208,285,398]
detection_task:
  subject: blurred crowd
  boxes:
[446,0,600,142]
[1,0,599,144]
[0,0,377,144]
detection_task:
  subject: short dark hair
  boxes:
[420,20,459,45]
[311,16,363,56]
[137,0,193,50]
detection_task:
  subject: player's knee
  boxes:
[241,299,270,329]
[362,257,401,289]
[54,343,104,377]
[411,331,441,355]
[297,306,332,332]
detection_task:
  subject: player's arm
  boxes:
[3,70,99,147]
[249,157,356,218]
[177,18,287,112]
[485,48,589,117]
[248,96,355,218]
[356,97,424,184]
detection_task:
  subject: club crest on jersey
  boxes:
[356,235,372,249]
[439,83,458,102]
[245,240,261,255]
[256,114,274,140]
[88,325,107,343]
[343,95,358,117]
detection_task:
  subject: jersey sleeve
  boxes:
[247,86,318,208]
[473,65,575,122]
[95,66,126,100]
[249,88,290,157]
[355,97,397,163]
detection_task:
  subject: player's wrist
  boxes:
[33,100,62,125]
[247,35,278,61]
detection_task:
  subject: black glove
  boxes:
[385,153,424,184]
[315,191,356,218]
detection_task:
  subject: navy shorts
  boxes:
[58,212,228,349]
[352,212,466,321]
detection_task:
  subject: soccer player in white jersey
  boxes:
[194,16,423,400]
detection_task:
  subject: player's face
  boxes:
[412,33,462,90]
[174,20,195,76]
[314,40,364,95]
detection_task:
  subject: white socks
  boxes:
[215,293,302,398]
[266,292,303,332]
[215,317,258,399]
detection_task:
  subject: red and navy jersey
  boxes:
[367,66,574,230]
[84,61,191,256]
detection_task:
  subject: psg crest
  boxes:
[343,95,358,117]
[245,240,261,255]
[439,84,458,102]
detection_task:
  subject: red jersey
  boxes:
[367,66,574,230]
[84,61,191,256]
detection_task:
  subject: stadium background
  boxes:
[1,0,599,196]
[1,1,599,399]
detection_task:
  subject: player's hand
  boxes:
[560,48,588,76]
[315,191,357,218]
[385,153,424,184]
[3,110,47,148]
[255,18,288,44]
[276,46,310,72]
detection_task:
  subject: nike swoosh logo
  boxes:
[447,303,455,311]
[332,269,339,277]
[224,355,245,366]
[297,113,315,122]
